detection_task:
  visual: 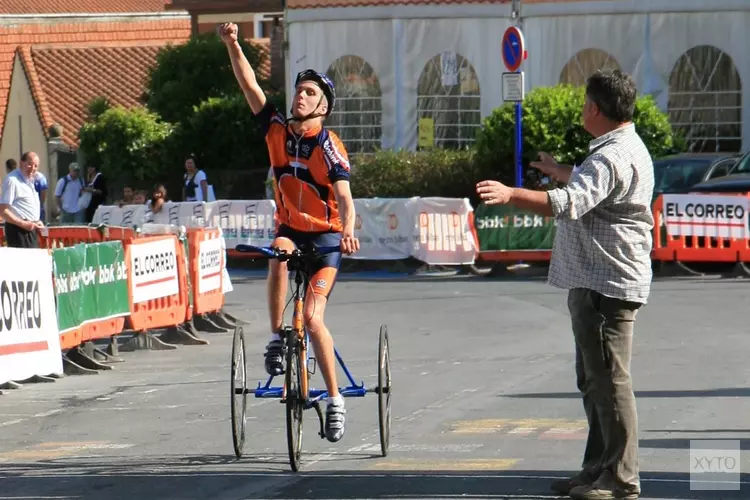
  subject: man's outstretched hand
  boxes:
[476,180,513,205]
[218,23,238,44]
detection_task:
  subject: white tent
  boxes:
[286,0,748,155]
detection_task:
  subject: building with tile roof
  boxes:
[280,0,747,156]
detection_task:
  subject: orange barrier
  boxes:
[125,234,190,332]
[651,193,750,264]
[187,228,225,315]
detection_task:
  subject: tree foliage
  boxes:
[473,84,684,185]
[78,106,173,184]
[143,33,270,125]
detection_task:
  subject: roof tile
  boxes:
[0,0,173,14]
[7,37,271,147]
[0,18,192,142]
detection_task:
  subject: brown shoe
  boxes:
[569,471,640,500]
[550,471,594,495]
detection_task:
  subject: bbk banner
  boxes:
[53,241,130,334]
[0,248,63,385]
[129,237,180,303]
[474,204,557,251]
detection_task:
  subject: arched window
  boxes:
[668,45,742,153]
[325,55,383,155]
[559,48,621,85]
[417,51,481,149]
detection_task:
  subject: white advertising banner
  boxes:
[211,200,277,252]
[663,194,749,238]
[412,197,477,265]
[198,237,224,293]
[0,248,63,385]
[155,201,217,229]
[92,204,150,227]
[350,198,416,260]
[129,238,180,303]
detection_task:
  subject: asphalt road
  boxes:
[1,269,749,499]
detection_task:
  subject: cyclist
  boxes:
[220,22,360,443]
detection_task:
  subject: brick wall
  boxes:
[270,17,285,90]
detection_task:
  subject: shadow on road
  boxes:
[501,388,750,399]
[1,457,747,499]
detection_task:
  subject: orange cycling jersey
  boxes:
[257,102,351,234]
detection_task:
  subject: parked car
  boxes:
[687,150,750,194]
[653,153,741,197]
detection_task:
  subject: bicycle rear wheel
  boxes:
[285,330,304,472]
[230,326,248,458]
[377,324,392,457]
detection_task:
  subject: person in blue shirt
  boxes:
[34,170,48,223]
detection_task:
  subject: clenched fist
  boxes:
[218,22,238,44]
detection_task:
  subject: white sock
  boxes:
[328,394,344,406]
[270,333,281,342]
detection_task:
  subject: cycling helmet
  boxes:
[294,69,336,117]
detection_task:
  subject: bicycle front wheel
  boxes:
[285,330,304,472]
[230,326,248,458]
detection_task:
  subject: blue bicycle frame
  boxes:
[235,243,369,409]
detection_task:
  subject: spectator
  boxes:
[55,163,85,223]
[34,170,48,223]
[183,155,208,202]
[117,185,134,207]
[5,158,16,174]
[133,190,147,205]
[148,184,167,214]
[0,152,44,248]
[83,164,106,222]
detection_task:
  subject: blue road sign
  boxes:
[502,26,526,72]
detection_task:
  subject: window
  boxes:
[559,49,621,86]
[325,55,383,155]
[417,52,481,149]
[668,45,742,153]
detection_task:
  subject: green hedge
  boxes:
[350,84,683,199]
[349,148,480,200]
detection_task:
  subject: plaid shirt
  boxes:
[547,123,655,304]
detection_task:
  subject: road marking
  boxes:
[450,418,587,436]
[0,441,134,462]
[373,458,520,471]
[362,443,483,453]
[33,409,62,418]
[0,419,25,427]
[142,389,158,394]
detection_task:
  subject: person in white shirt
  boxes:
[55,163,85,223]
[0,152,44,247]
[183,155,208,202]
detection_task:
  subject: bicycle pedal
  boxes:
[307,357,317,376]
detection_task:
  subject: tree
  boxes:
[78,105,173,185]
[143,32,271,125]
[474,84,684,185]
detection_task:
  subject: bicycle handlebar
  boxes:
[235,244,341,262]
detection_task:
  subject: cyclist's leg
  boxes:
[303,232,345,442]
[264,228,296,376]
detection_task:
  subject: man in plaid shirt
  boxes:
[477,69,653,500]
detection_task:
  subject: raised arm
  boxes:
[219,23,267,115]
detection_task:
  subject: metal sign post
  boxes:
[501,17,527,188]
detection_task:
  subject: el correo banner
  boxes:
[0,248,63,385]
[662,194,749,238]
[53,241,130,334]
[130,237,180,303]
[474,203,557,251]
